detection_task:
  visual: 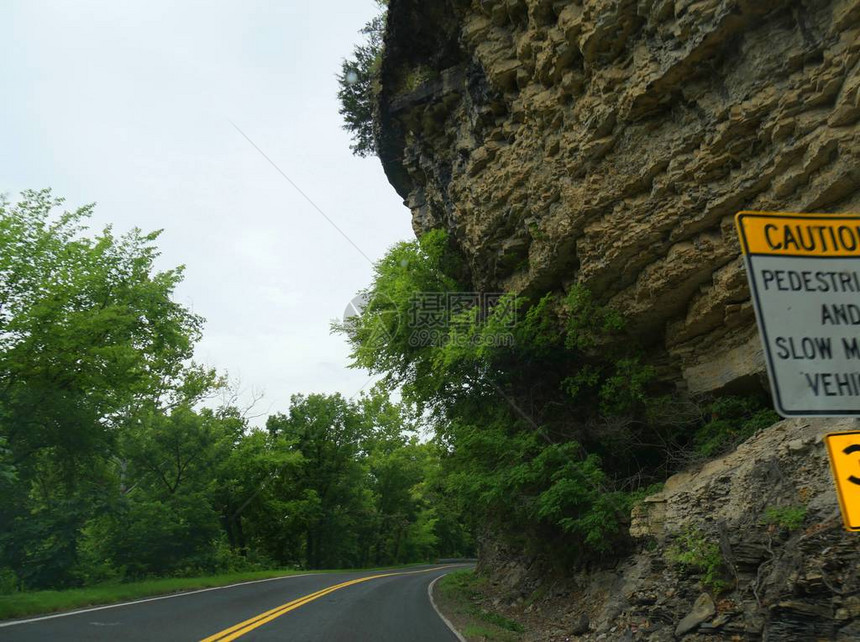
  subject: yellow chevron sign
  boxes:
[825,430,860,531]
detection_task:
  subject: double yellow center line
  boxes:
[200,565,454,641]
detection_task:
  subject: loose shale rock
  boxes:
[674,593,716,636]
[473,418,860,640]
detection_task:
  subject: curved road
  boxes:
[0,564,470,641]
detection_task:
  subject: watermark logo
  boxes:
[340,292,517,348]
[342,292,400,342]
[406,292,515,347]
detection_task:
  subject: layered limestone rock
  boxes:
[377,0,860,394]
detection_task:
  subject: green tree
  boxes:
[0,190,210,474]
[336,3,386,157]
[267,393,374,568]
[0,190,465,589]
[334,229,466,407]
[0,190,215,588]
[256,391,455,569]
[335,230,657,561]
[215,426,304,567]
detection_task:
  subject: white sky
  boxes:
[1,0,413,423]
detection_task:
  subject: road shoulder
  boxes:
[430,569,524,642]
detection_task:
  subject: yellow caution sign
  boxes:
[824,430,860,531]
[735,211,860,416]
[737,211,860,257]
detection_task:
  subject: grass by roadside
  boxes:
[0,562,431,621]
[434,569,524,642]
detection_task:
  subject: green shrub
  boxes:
[668,527,729,593]
[0,568,18,594]
[762,505,807,531]
[439,569,482,600]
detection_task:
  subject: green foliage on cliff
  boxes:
[333,228,464,403]
[336,231,665,558]
[762,505,807,532]
[668,527,730,593]
[337,230,780,562]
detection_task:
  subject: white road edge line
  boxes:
[428,573,467,642]
[0,573,318,628]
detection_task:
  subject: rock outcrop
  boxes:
[472,418,860,640]
[377,0,860,394]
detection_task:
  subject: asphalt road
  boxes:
[0,564,470,641]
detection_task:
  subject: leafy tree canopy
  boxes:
[0,195,469,590]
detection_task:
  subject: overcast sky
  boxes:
[1,0,413,423]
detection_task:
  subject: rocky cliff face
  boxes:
[377,0,860,394]
[474,418,860,640]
